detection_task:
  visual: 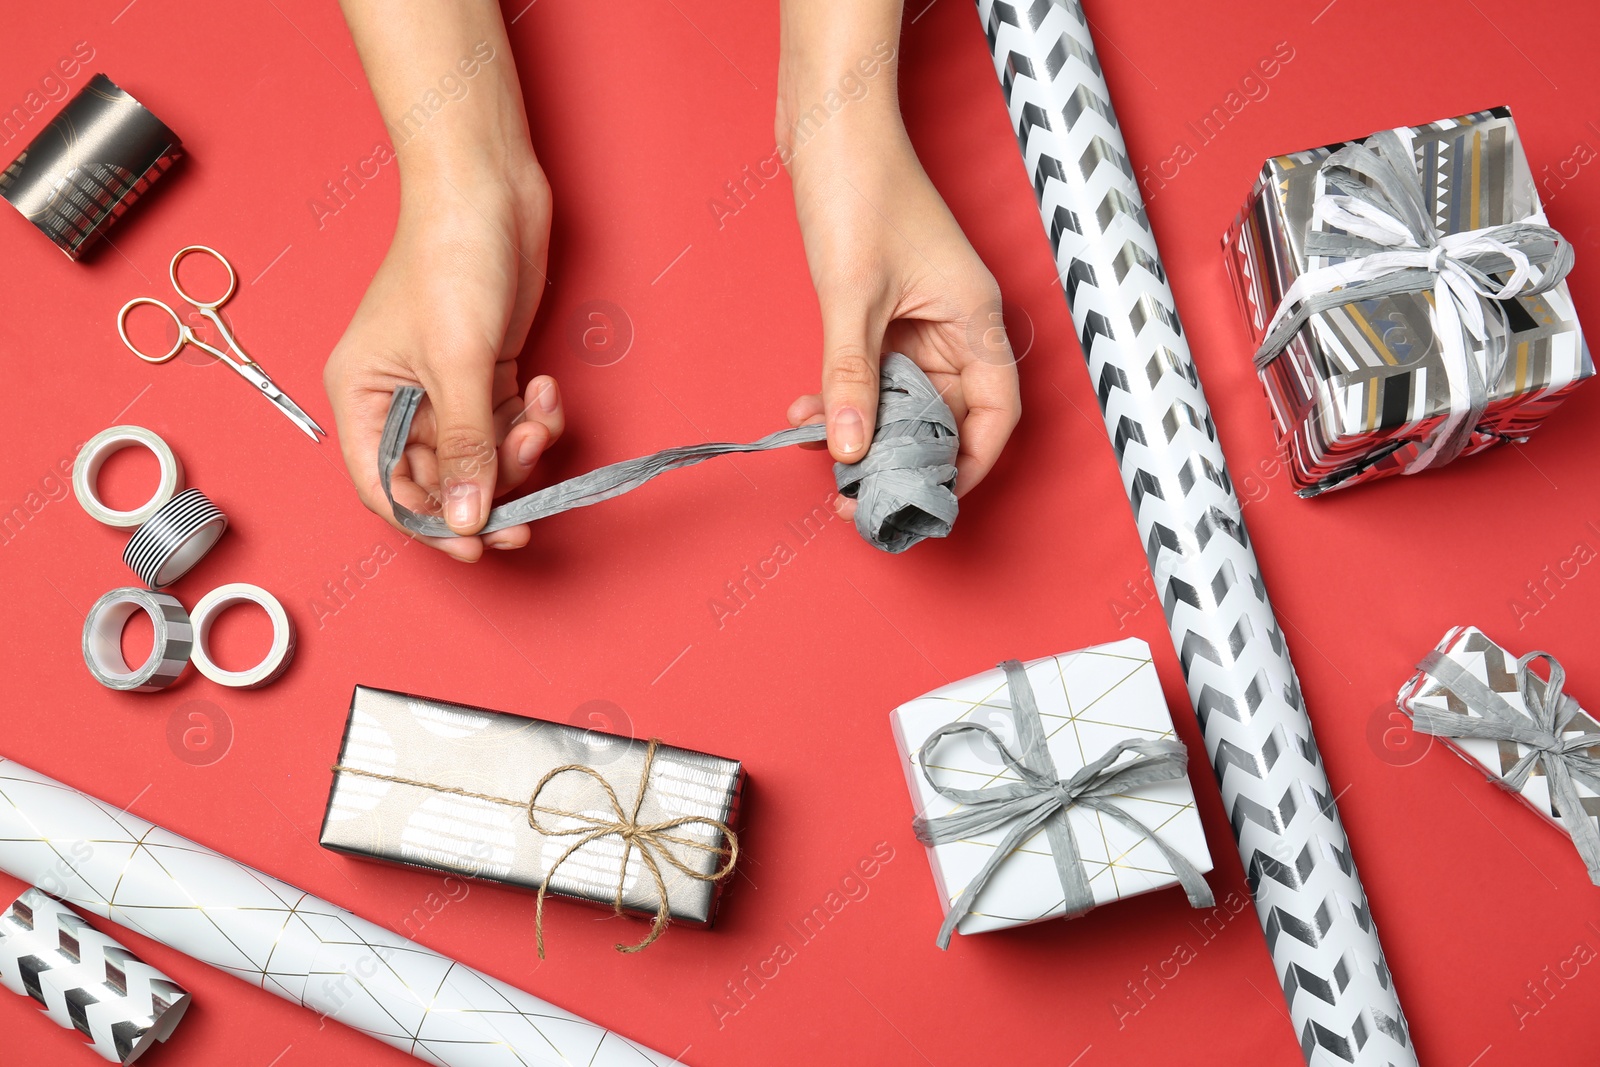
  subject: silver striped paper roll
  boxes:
[972,2,1415,1062]
[0,757,684,1067]
[0,888,191,1064]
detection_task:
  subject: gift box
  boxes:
[890,640,1213,945]
[321,686,743,934]
[1398,626,1600,881]
[1223,107,1592,496]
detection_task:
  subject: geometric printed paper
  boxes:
[1398,625,1600,849]
[0,757,683,1067]
[890,639,1213,938]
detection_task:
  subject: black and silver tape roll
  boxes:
[0,74,183,261]
[123,488,227,588]
[81,587,192,692]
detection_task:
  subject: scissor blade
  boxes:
[238,363,327,441]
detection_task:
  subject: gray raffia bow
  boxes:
[1254,128,1574,473]
[377,352,958,553]
[913,660,1213,949]
[1411,649,1600,884]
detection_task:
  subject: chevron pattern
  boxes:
[975,1,1416,1062]
[0,888,190,1064]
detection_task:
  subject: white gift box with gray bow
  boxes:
[890,639,1214,941]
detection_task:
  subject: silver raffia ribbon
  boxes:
[1411,649,1600,883]
[912,660,1213,949]
[377,351,958,553]
[1253,128,1574,473]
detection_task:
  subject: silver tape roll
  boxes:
[72,426,183,528]
[188,583,294,689]
[81,587,191,692]
[123,488,227,588]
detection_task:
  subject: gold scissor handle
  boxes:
[169,245,237,310]
[116,296,188,364]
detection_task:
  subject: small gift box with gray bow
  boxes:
[1223,108,1592,496]
[1399,626,1600,884]
[890,640,1214,948]
[320,686,743,955]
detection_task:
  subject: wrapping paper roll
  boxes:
[0,888,191,1064]
[0,757,683,1067]
[973,2,1415,1062]
[0,74,182,261]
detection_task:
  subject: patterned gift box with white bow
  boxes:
[1398,626,1600,883]
[889,640,1214,946]
[1224,108,1592,496]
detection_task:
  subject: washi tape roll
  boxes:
[188,583,295,689]
[123,488,226,588]
[72,425,183,528]
[81,588,191,692]
[0,888,191,1065]
[0,74,183,261]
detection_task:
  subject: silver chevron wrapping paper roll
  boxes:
[0,888,190,1064]
[973,2,1416,1063]
[0,757,683,1067]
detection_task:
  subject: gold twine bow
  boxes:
[330,737,738,957]
[527,738,738,957]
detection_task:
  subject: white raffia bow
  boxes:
[1254,128,1574,473]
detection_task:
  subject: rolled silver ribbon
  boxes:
[1408,649,1600,882]
[1252,128,1573,473]
[975,1,1415,1061]
[378,352,958,553]
[913,660,1212,949]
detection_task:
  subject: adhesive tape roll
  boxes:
[72,425,184,528]
[124,488,227,588]
[81,587,192,691]
[188,583,295,689]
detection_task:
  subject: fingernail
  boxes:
[833,408,865,455]
[445,482,481,530]
[517,433,540,467]
[536,379,560,414]
[492,540,517,550]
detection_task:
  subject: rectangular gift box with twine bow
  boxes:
[1398,626,1600,885]
[1223,107,1592,496]
[320,686,743,955]
[890,640,1215,948]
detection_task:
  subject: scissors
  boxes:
[116,245,326,442]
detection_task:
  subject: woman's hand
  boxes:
[329,0,562,561]
[777,16,1020,518]
[323,166,562,561]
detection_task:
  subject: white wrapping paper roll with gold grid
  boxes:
[0,757,683,1067]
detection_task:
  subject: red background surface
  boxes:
[2,0,1599,1064]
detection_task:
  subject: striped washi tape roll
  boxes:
[81,587,192,692]
[123,488,227,589]
[188,583,295,689]
[71,425,184,528]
